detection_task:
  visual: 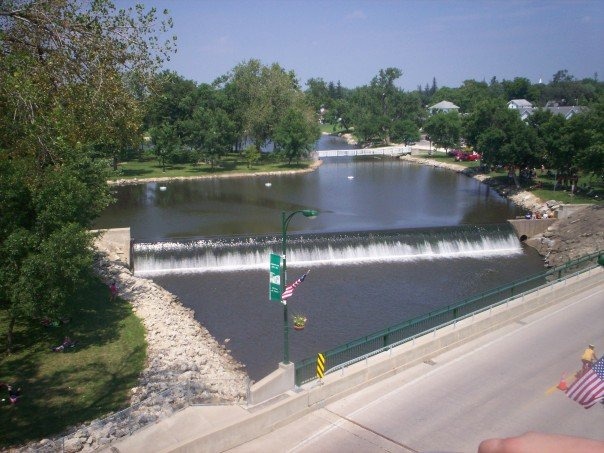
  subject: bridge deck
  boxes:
[316,146,411,157]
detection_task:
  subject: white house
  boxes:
[509,99,587,121]
[428,100,460,115]
[507,99,533,110]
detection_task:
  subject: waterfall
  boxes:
[132,225,522,276]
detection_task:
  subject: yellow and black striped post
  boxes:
[316,353,325,379]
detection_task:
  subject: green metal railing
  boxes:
[295,251,602,386]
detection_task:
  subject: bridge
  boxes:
[315,145,411,158]
[112,255,604,452]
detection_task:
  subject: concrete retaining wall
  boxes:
[508,218,556,239]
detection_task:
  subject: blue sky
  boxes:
[119,0,604,90]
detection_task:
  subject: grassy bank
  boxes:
[416,153,603,205]
[109,155,314,181]
[0,278,146,448]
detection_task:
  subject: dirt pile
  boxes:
[527,204,604,267]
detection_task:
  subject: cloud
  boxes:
[345,9,366,21]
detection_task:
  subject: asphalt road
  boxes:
[228,281,604,453]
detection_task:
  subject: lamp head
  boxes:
[302,209,319,219]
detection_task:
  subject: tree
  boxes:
[243,145,261,169]
[0,0,173,351]
[424,112,461,153]
[273,108,320,164]
[149,122,180,170]
[305,77,330,112]
[566,100,604,179]
[391,119,420,145]
[464,99,542,175]
[220,59,306,150]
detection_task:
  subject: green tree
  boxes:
[391,119,420,145]
[305,77,330,112]
[149,122,180,169]
[566,100,604,179]
[243,145,261,169]
[221,59,306,150]
[0,0,173,351]
[424,111,461,153]
[273,108,320,164]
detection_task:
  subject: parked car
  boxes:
[456,152,481,161]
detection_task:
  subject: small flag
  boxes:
[567,357,604,409]
[282,270,310,300]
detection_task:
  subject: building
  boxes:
[428,100,460,115]
[508,99,587,121]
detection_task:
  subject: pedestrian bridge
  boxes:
[316,145,411,158]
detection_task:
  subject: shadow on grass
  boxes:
[0,278,146,448]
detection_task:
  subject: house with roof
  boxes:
[507,99,533,110]
[508,99,587,121]
[428,100,459,115]
[543,104,587,120]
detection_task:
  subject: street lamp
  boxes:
[281,209,318,364]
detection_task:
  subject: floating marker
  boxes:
[347,176,354,180]
[159,186,167,191]
[265,182,272,187]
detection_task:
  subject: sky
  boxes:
[116,0,604,91]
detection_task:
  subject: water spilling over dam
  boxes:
[133,224,522,276]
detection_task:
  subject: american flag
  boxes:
[282,270,310,300]
[567,357,604,409]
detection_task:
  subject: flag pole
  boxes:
[280,210,318,365]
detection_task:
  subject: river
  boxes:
[94,136,545,380]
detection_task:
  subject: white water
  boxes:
[133,234,522,276]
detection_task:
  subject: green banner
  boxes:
[269,253,281,301]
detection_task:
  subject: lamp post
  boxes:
[281,209,318,364]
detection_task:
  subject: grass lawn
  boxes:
[415,153,603,205]
[0,278,146,448]
[319,123,347,134]
[110,156,315,181]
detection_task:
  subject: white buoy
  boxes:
[265,182,272,187]
[159,186,167,191]
[347,176,354,180]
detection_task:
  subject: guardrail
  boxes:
[294,251,602,386]
[315,146,411,157]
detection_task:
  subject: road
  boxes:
[228,282,604,453]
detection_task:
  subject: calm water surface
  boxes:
[95,137,545,380]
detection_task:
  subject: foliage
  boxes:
[292,314,307,328]
[344,68,423,146]
[424,111,461,152]
[243,145,261,169]
[0,0,173,351]
[273,109,320,164]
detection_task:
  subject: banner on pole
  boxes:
[269,253,281,301]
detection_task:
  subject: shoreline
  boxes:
[108,159,323,186]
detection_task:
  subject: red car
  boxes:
[447,149,463,158]
[456,152,481,161]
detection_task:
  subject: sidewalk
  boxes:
[110,267,603,453]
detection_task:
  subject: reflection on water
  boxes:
[95,136,544,381]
